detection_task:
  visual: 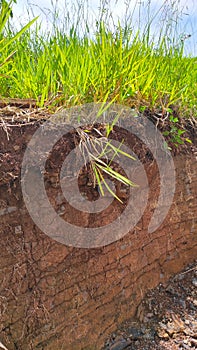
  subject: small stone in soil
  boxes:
[127,327,144,340]
[109,339,132,350]
[192,278,197,287]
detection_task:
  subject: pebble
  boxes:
[185,319,190,325]
[128,327,144,340]
[182,343,191,350]
[179,299,186,308]
[165,285,178,296]
[192,278,197,287]
[109,339,132,350]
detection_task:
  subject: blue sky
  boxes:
[12,0,197,56]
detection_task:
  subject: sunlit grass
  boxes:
[0,0,196,119]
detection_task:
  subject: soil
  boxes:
[0,100,196,349]
[0,98,196,154]
[103,261,197,350]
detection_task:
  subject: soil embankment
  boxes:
[0,112,196,349]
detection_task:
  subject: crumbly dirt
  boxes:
[103,261,197,350]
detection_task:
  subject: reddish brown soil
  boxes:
[0,101,196,350]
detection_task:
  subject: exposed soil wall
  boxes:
[0,121,196,350]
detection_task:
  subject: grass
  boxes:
[0,0,196,117]
[0,0,196,198]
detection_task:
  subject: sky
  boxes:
[12,0,197,56]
